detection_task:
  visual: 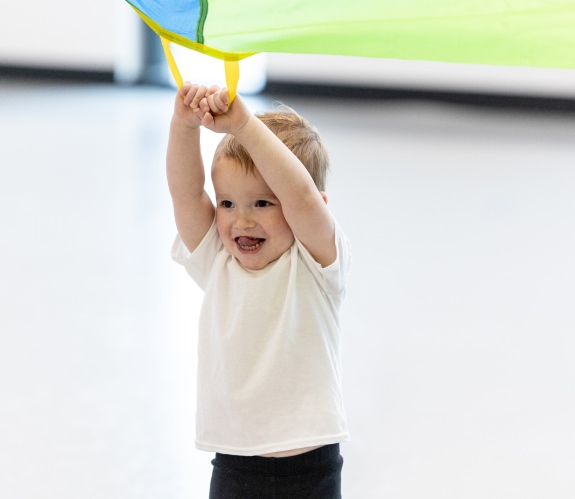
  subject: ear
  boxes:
[320,191,329,205]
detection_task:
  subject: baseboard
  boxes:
[263,82,575,113]
[0,65,114,83]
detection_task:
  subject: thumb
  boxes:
[221,88,229,106]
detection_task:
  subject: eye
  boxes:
[255,200,271,207]
[220,200,234,208]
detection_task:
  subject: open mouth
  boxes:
[235,236,265,251]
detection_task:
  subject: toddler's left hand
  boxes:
[187,84,251,136]
[196,86,229,118]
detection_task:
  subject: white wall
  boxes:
[0,0,142,78]
[267,54,575,99]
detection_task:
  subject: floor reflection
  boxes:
[1,79,575,498]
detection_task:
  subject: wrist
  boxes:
[232,114,257,140]
[171,115,201,133]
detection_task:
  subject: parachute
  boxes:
[125,0,575,99]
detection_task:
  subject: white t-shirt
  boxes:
[172,219,352,456]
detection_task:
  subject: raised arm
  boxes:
[200,89,337,267]
[166,83,220,253]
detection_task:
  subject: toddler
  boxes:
[168,83,351,498]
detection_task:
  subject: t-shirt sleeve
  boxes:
[171,220,222,290]
[294,219,352,295]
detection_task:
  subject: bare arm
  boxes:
[166,83,220,253]
[199,90,336,267]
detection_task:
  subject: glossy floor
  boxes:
[1,79,575,498]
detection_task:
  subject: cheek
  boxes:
[263,211,285,230]
[269,217,294,244]
[215,211,231,237]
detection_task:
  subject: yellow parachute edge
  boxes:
[131,4,255,102]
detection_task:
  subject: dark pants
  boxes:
[209,444,343,498]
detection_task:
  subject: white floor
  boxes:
[1,79,575,498]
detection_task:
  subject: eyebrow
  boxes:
[254,192,279,199]
[215,192,279,200]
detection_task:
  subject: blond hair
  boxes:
[214,106,329,191]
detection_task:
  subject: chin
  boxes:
[238,258,270,271]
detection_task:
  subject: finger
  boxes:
[206,85,220,96]
[220,88,230,106]
[182,83,199,106]
[200,86,223,113]
[198,98,211,114]
[190,85,208,109]
[211,90,229,114]
[192,107,205,119]
[179,81,192,96]
[202,90,228,115]
[200,111,214,128]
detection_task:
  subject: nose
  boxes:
[234,208,256,230]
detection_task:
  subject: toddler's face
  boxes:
[212,156,295,270]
